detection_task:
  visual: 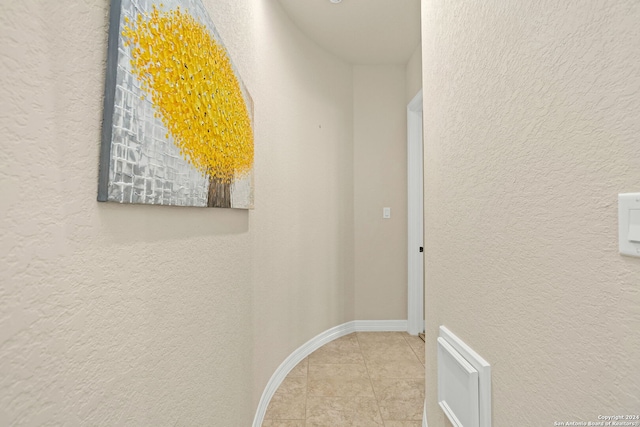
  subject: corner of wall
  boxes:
[406,43,423,102]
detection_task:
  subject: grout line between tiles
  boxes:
[402,333,425,365]
[356,332,386,426]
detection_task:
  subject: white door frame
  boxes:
[407,89,424,336]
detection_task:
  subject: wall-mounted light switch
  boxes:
[383,207,391,219]
[629,209,640,243]
[618,193,640,257]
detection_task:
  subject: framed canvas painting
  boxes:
[98,0,254,208]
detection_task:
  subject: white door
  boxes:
[407,90,424,336]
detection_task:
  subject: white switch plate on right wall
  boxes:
[618,193,640,257]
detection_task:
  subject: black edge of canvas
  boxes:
[97,0,122,202]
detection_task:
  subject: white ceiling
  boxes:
[277,0,421,65]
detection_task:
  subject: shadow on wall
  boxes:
[98,203,249,243]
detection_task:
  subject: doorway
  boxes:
[407,89,424,336]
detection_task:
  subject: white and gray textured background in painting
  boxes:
[109,0,209,206]
[109,0,253,208]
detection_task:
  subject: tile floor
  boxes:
[263,332,425,427]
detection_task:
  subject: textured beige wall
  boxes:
[250,0,355,405]
[0,1,253,424]
[354,65,408,320]
[422,0,640,425]
[406,44,423,103]
[0,0,354,425]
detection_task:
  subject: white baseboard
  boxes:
[423,398,428,427]
[252,319,408,427]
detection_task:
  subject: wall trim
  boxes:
[407,88,425,336]
[252,319,408,427]
[423,398,429,427]
[439,326,491,427]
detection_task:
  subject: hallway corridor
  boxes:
[263,332,425,426]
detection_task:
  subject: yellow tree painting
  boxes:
[98,0,254,209]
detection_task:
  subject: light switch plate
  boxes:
[383,207,391,219]
[618,193,640,257]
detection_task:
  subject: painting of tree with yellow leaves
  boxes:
[98,0,254,209]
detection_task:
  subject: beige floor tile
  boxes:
[359,334,412,344]
[307,364,374,397]
[264,392,306,420]
[372,379,425,422]
[308,348,365,365]
[361,344,421,363]
[365,359,425,379]
[308,335,364,365]
[288,358,308,377]
[403,336,425,364]
[371,379,424,401]
[376,397,424,421]
[356,332,407,345]
[262,420,305,427]
[402,335,424,349]
[358,340,413,352]
[318,333,359,348]
[276,376,307,395]
[306,396,384,427]
[384,421,422,427]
